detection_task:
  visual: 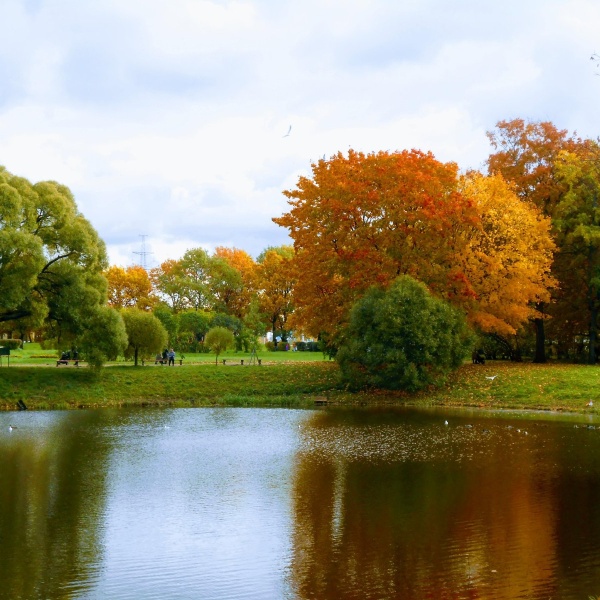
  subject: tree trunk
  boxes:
[532,317,546,363]
[589,298,598,365]
[134,347,138,366]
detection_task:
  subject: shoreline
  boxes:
[1,361,599,416]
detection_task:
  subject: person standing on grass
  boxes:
[168,348,175,366]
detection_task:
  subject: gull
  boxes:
[8,425,16,431]
[485,375,497,381]
[283,125,291,138]
[444,420,449,425]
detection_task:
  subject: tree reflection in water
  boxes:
[0,411,110,599]
[289,409,600,600]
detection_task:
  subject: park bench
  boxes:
[56,359,82,367]
[141,357,184,366]
[222,359,261,366]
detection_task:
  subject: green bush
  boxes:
[265,341,275,352]
[40,338,58,351]
[336,276,473,392]
[0,339,23,350]
[296,341,320,352]
[205,326,235,364]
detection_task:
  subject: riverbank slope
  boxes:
[1,361,599,412]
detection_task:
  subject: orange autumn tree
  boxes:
[106,265,157,311]
[458,173,555,336]
[486,119,574,214]
[274,150,478,344]
[486,118,577,361]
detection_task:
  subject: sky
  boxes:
[1,0,599,267]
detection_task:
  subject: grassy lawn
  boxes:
[1,344,600,413]
[0,361,339,410]
[3,343,327,367]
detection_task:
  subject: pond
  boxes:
[1,407,600,599]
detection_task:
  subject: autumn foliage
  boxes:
[106,265,157,311]
[274,150,476,339]
[274,149,555,346]
[458,173,555,335]
[95,117,600,366]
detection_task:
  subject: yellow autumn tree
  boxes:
[458,173,556,336]
[106,265,157,311]
[256,246,296,344]
[214,247,257,318]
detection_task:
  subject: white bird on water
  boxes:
[485,375,498,381]
[8,425,16,431]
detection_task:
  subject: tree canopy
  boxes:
[274,150,476,343]
[106,265,156,310]
[0,167,108,328]
[204,326,235,365]
[256,246,295,344]
[336,276,473,391]
[458,172,555,335]
[121,308,168,366]
[0,166,128,364]
[274,150,555,350]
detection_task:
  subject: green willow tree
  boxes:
[121,308,168,366]
[0,166,124,363]
[204,326,235,365]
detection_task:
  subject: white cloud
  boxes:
[0,0,599,263]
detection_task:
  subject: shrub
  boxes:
[121,308,168,366]
[0,339,23,350]
[336,276,473,392]
[300,341,320,352]
[205,327,235,365]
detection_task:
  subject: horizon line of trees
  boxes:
[2,117,600,369]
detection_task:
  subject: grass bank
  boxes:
[3,343,325,366]
[1,359,600,413]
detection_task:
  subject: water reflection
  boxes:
[290,409,600,599]
[1,407,600,599]
[0,411,110,599]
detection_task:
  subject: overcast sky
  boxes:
[1,0,599,266]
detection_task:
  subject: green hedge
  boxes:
[0,339,22,350]
[295,341,320,352]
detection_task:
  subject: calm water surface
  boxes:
[1,407,600,599]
